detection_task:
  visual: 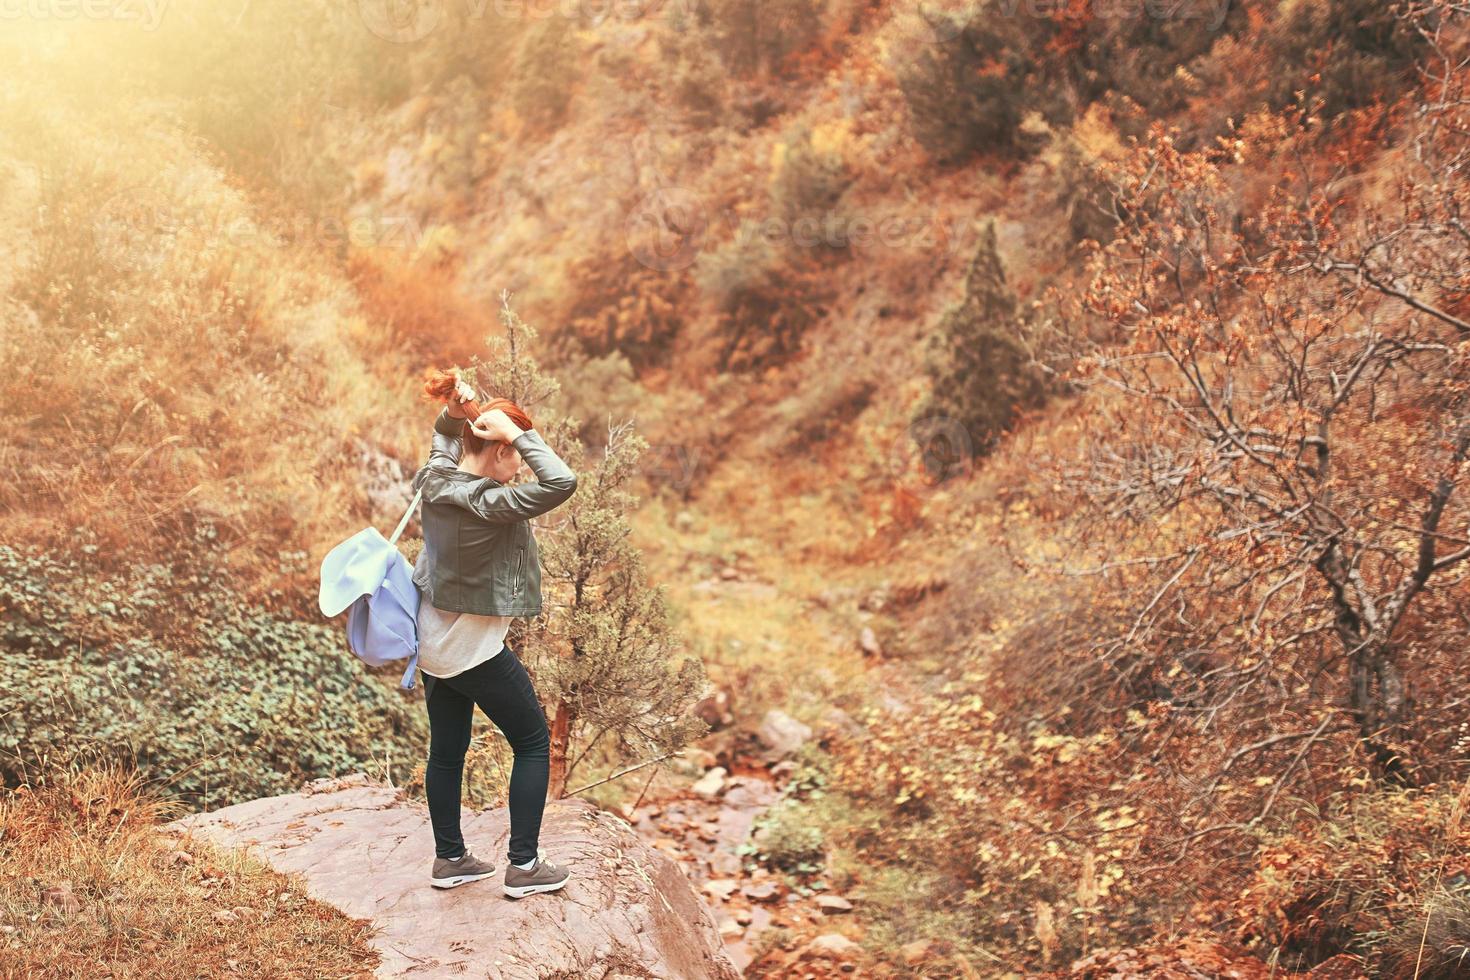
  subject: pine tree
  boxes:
[920,220,1049,459]
[466,294,707,799]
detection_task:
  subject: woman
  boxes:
[411,377,578,897]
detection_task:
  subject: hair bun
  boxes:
[421,368,484,421]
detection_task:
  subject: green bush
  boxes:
[694,222,827,370]
[747,750,831,874]
[771,123,853,227]
[893,0,1249,165]
[514,16,583,133]
[658,22,729,126]
[1265,0,1426,121]
[1066,1,1243,117]
[750,800,827,872]
[892,5,1054,165]
[0,547,427,811]
[705,0,825,77]
[919,220,1050,458]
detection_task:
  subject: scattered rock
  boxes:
[733,907,753,925]
[817,895,854,915]
[742,881,779,902]
[725,944,754,972]
[1063,934,1277,978]
[692,766,728,800]
[40,881,80,916]
[859,586,889,612]
[900,938,933,964]
[722,776,778,809]
[708,851,743,876]
[878,690,912,717]
[167,849,194,866]
[683,746,719,770]
[819,707,863,738]
[693,688,735,731]
[757,710,812,756]
[212,909,238,924]
[717,916,745,940]
[353,447,417,526]
[805,933,861,959]
[859,627,882,657]
[704,879,740,901]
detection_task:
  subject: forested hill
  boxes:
[6,1,1470,975]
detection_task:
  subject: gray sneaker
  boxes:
[502,854,570,899]
[429,848,497,889]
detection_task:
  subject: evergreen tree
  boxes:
[920,220,1049,460]
[466,295,707,799]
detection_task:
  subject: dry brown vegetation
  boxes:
[0,758,378,978]
[7,0,1470,975]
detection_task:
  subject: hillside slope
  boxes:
[7,0,1467,975]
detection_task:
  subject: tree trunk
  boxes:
[1344,630,1412,782]
[1320,543,1414,782]
[547,699,574,799]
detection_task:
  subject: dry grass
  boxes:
[0,84,433,607]
[0,759,379,979]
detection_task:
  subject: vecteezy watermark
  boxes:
[1001,0,1230,29]
[358,0,694,42]
[358,0,441,42]
[96,204,429,253]
[888,415,974,496]
[215,213,429,252]
[721,211,975,253]
[0,0,169,29]
[636,443,702,490]
[891,0,972,44]
[626,186,708,272]
[894,0,1231,45]
[625,189,982,271]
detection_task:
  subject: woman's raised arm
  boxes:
[416,380,475,486]
[460,426,578,523]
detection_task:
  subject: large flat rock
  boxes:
[164,773,742,979]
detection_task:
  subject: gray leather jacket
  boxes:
[411,407,578,617]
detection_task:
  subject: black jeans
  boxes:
[422,643,550,865]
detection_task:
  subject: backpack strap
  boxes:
[399,650,420,690]
[389,486,423,547]
[392,485,424,690]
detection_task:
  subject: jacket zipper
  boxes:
[512,548,525,599]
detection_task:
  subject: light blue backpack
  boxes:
[318,487,424,690]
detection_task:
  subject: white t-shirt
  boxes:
[416,601,512,679]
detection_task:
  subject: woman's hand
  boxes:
[446,379,477,419]
[470,408,523,444]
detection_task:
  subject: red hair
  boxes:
[421,368,532,456]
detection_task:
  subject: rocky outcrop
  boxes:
[163,773,742,980]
